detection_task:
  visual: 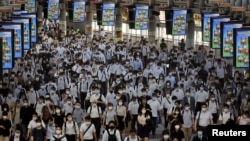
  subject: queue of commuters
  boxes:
[0,21,250,141]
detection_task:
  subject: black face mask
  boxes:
[109,126,115,130]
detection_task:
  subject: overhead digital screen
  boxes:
[48,0,59,20]
[0,30,14,69]
[0,23,24,58]
[202,13,219,42]
[221,22,242,58]
[135,5,148,30]
[13,10,27,15]
[20,13,37,42]
[11,17,31,50]
[25,0,36,13]
[172,10,187,35]
[193,13,201,27]
[102,3,115,26]
[210,16,230,49]
[233,28,250,68]
[73,1,86,22]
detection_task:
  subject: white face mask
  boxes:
[175,125,180,129]
[56,109,61,113]
[163,135,169,139]
[118,102,123,106]
[108,106,113,110]
[36,123,42,126]
[142,109,146,114]
[202,108,207,112]
[166,94,170,98]
[56,130,61,134]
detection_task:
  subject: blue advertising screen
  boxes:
[73,2,86,22]
[11,17,31,50]
[0,23,24,58]
[102,3,115,26]
[221,22,242,58]
[48,0,59,20]
[0,30,14,69]
[25,0,36,13]
[135,5,148,30]
[20,13,37,42]
[233,28,250,68]
[172,10,187,35]
[210,17,230,49]
[13,10,27,15]
[202,13,219,42]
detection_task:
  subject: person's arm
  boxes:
[79,130,83,141]
[93,131,97,141]
[122,107,127,122]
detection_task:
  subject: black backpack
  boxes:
[53,135,65,141]
[107,129,117,141]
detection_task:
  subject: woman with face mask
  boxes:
[170,122,185,141]
[161,129,170,141]
[137,107,151,141]
[53,106,65,128]
[50,126,67,141]
[103,103,118,129]
[0,112,12,141]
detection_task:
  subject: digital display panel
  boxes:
[233,28,250,68]
[172,10,187,35]
[221,22,242,58]
[210,17,230,49]
[0,30,14,69]
[135,5,148,30]
[11,17,31,50]
[13,10,27,15]
[193,13,201,27]
[102,3,115,26]
[25,0,36,13]
[20,13,37,42]
[202,13,219,42]
[0,23,24,58]
[48,0,59,20]
[73,1,86,22]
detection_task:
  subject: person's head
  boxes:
[35,118,42,127]
[15,125,21,136]
[107,103,113,110]
[242,112,249,118]
[75,101,81,108]
[23,99,29,106]
[118,99,123,106]
[184,103,190,110]
[141,97,147,104]
[141,107,147,114]
[32,112,38,120]
[84,115,91,124]
[108,120,116,130]
[2,112,8,120]
[201,103,207,112]
[55,106,61,114]
[129,128,137,138]
[66,113,73,121]
[197,129,203,137]
[55,126,62,135]
[162,129,170,140]
[48,117,54,125]
[173,122,181,130]
[223,104,229,113]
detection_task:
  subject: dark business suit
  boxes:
[182,95,196,112]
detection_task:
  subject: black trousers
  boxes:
[65,134,76,141]
[131,114,138,129]
[151,117,157,134]
[80,92,87,110]
[91,118,101,139]
[100,81,107,96]
[163,108,168,128]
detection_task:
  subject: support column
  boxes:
[85,1,93,39]
[148,0,156,45]
[186,20,195,48]
[59,3,67,35]
[37,2,43,32]
[115,3,122,42]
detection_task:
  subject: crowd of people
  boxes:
[0,20,249,141]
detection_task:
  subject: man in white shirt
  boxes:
[128,97,139,129]
[62,113,80,141]
[195,85,209,112]
[80,115,97,141]
[147,93,162,135]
